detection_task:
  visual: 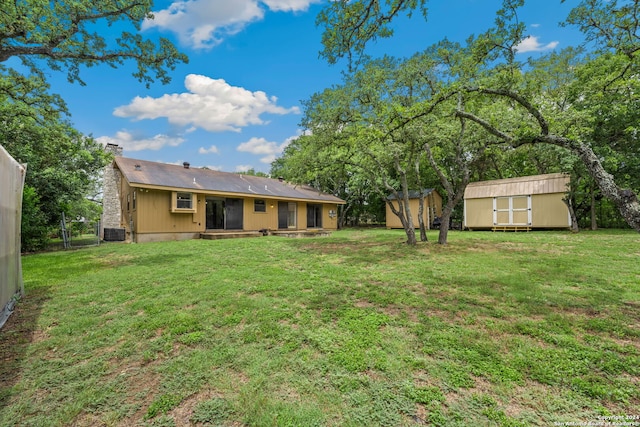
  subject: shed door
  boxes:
[493,196,531,226]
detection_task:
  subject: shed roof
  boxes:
[464,173,569,199]
[114,157,345,204]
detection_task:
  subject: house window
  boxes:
[171,191,197,213]
[177,192,193,209]
[127,193,130,212]
[132,191,137,210]
[254,199,266,213]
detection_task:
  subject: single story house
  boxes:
[385,189,443,229]
[463,173,572,231]
[102,155,345,243]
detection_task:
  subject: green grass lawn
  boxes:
[1,229,639,426]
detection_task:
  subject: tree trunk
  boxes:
[402,195,417,245]
[546,136,640,232]
[457,96,640,232]
[590,184,598,231]
[563,198,580,233]
[438,207,451,245]
[384,198,417,246]
[417,194,427,242]
[338,204,350,229]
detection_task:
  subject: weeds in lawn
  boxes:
[0,229,638,426]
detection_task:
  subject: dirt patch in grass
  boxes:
[165,389,220,427]
[97,357,163,425]
[444,375,493,406]
[70,412,106,427]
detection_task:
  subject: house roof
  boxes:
[464,173,569,199]
[114,157,345,204]
[387,189,437,200]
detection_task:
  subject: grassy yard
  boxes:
[1,229,639,426]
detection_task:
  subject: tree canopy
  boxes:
[0,0,189,250]
[0,0,188,89]
[301,0,640,234]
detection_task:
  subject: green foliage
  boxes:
[313,0,640,230]
[145,394,182,420]
[1,109,110,249]
[20,185,50,251]
[0,0,189,250]
[0,0,187,90]
[317,0,429,66]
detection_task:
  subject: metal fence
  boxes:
[47,214,101,251]
[0,144,26,329]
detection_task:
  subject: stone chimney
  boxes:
[101,144,123,238]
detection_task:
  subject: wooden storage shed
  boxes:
[386,189,443,229]
[463,173,571,231]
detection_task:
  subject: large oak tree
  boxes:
[1,0,188,249]
[317,0,640,232]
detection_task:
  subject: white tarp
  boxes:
[0,143,25,328]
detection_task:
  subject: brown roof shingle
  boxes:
[114,157,345,204]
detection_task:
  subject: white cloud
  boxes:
[514,36,559,53]
[235,164,253,172]
[113,74,300,132]
[262,0,317,12]
[237,136,289,163]
[198,145,220,154]
[97,131,185,151]
[143,0,319,49]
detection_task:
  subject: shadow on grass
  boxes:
[0,285,51,409]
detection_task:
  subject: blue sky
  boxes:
[45,0,583,173]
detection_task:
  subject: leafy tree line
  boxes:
[0,0,187,251]
[272,0,640,244]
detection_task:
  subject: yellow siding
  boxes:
[464,198,494,229]
[135,190,205,233]
[531,193,570,227]
[386,198,432,229]
[243,198,279,230]
[464,194,570,229]
[322,204,339,230]
[296,202,305,230]
[432,191,443,217]
[126,183,342,238]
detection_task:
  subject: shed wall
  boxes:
[0,145,25,328]
[464,194,570,229]
[464,198,494,229]
[386,198,433,229]
[531,193,571,228]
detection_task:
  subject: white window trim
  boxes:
[171,191,197,213]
